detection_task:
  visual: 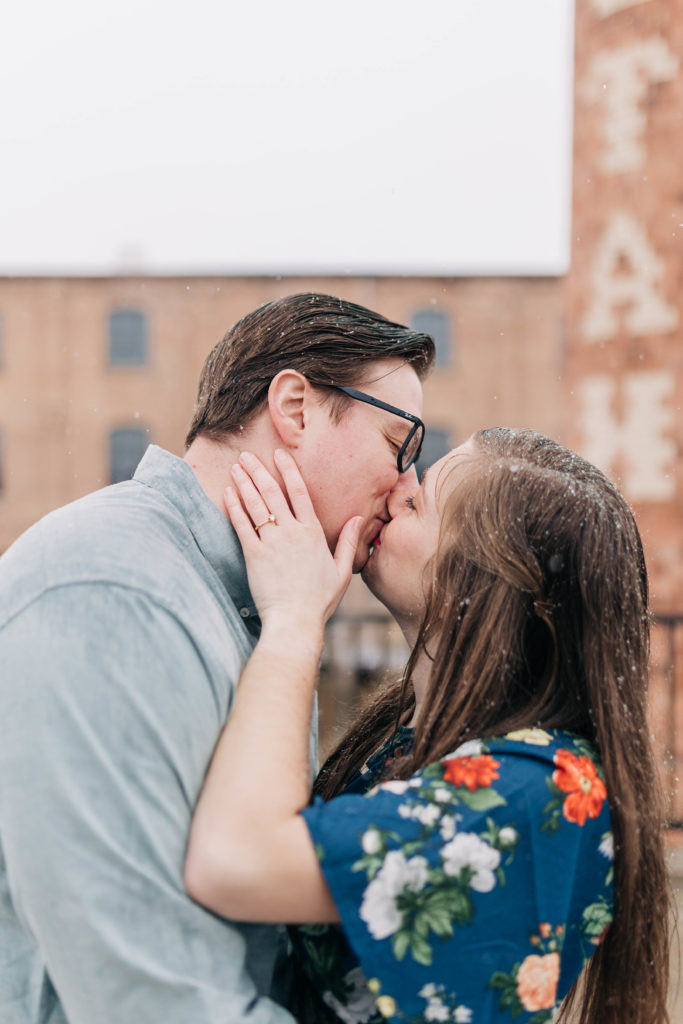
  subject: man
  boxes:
[0,293,434,1023]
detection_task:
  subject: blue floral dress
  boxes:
[294,728,613,1024]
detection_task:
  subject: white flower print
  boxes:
[361,828,382,855]
[424,1001,450,1021]
[359,851,429,939]
[439,815,457,841]
[433,787,453,803]
[498,826,518,845]
[359,879,401,940]
[417,983,472,1023]
[321,965,379,1024]
[415,803,442,827]
[440,832,501,892]
[398,802,442,826]
[599,831,614,860]
[379,780,411,795]
[445,739,483,759]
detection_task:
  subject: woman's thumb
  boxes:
[333,516,364,577]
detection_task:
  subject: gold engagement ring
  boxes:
[254,513,277,533]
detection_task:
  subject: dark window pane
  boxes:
[416,426,452,479]
[412,309,452,368]
[108,310,148,366]
[109,428,149,484]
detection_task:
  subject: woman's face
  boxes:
[361,437,476,630]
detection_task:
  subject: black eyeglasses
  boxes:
[324,384,425,473]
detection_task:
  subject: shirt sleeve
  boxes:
[301,739,613,1022]
[0,583,294,1024]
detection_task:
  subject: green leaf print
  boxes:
[453,786,508,811]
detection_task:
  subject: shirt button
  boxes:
[239,607,250,618]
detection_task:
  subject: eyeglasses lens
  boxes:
[402,426,424,470]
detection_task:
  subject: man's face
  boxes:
[298,359,424,572]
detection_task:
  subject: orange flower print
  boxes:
[516,952,560,1012]
[552,750,607,826]
[443,755,500,791]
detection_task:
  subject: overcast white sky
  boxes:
[1,0,575,276]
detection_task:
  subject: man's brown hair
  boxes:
[185,293,435,447]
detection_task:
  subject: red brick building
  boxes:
[0,275,564,552]
[565,0,683,815]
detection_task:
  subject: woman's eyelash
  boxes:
[405,495,416,510]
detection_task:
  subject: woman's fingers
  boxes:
[232,449,320,533]
[230,464,273,534]
[234,452,290,522]
[273,449,317,524]
[224,485,262,554]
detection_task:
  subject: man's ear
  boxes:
[267,370,311,447]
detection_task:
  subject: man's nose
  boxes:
[387,466,419,516]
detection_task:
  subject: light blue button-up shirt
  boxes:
[0,446,296,1023]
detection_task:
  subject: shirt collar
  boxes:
[133,445,258,620]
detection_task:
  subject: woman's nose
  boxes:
[387,466,419,515]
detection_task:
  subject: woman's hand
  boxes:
[184,448,356,924]
[225,448,362,632]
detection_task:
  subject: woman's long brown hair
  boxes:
[314,428,673,1024]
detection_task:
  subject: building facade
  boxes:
[0,274,564,552]
[565,0,683,817]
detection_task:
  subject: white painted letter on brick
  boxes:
[591,0,652,17]
[582,38,679,173]
[577,371,676,501]
[580,212,679,342]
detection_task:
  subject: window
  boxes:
[411,309,453,368]
[108,310,148,366]
[416,426,452,479]
[109,428,149,483]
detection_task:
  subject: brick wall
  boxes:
[0,274,563,552]
[565,0,682,614]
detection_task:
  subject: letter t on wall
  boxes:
[582,38,679,174]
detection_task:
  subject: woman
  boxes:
[185,428,672,1024]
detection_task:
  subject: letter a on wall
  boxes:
[580,212,679,343]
